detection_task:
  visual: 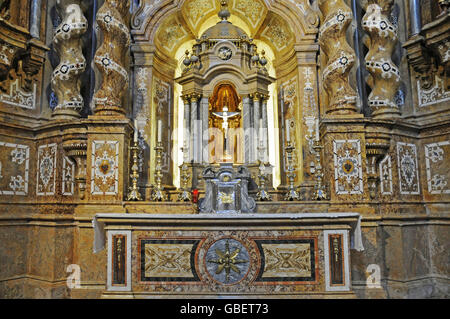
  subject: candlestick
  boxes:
[312,140,327,200]
[126,140,143,201]
[177,146,192,202]
[284,141,301,201]
[256,160,272,202]
[151,141,169,201]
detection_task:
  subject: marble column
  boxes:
[409,0,422,35]
[93,0,131,116]
[318,0,358,115]
[183,96,191,162]
[261,95,269,163]
[190,95,199,163]
[362,0,401,119]
[51,0,87,120]
[200,96,209,163]
[29,0,42,38]
[252,94,261,163]
[243,96,252,164]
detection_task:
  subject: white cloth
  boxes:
[91,212,365,253]
[92,217,105,254]
[351,214,365,252]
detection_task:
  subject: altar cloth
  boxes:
[92,212,364,253]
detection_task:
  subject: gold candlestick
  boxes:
[256,141,272,201]
[312,140,327,201]
[151,141,168,201]
[177,147,192,202]
[127,141,143,201]
[256,161,272,201]
[284,141,301,201]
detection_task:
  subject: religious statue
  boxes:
[209,84,242,163]
[212,106,240,161]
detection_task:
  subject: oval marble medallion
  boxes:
[205,238,250,285]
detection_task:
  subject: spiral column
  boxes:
[51,1,87,120]
[93,0,131,116]
[319,0,358,116]
[362,0,401,119]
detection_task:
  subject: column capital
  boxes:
[190,93,202,102]
[182,95,191,104]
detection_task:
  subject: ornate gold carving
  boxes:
[218,192,233,204]
[261,15,294,52]
[318,0,358,115]
[51,1,87,119]
[93,0,131,116]
[362,0,401,118]
[156,15,188,52]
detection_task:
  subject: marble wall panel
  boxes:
[27,226,56,280]
[425,225,449,277]
[77,227,107,285]
[401,225,431,280]
[0,225,28,280]
[54,227,74,281]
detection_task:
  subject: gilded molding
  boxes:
[51,1,87,119]
[318,0,358,115]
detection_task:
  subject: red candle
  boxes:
[192,189,199,204]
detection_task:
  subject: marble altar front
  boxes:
[93,212,363,298]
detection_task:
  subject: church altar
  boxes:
[93,212,363,298]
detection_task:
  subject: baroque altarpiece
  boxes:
[0,0,449,298]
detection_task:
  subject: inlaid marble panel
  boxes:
[255,239,316,283]
[424,141,450,194]
[91,141,119,196]
[379,155,393,196]
[62,156,75,196]
[0,142,29,196]
[333,140,364,195]
[37,143,57,196]
[140,240,200,282]
[397,142,420,195]
[131,230,323,295]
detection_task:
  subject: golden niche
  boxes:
[209,84,243,164]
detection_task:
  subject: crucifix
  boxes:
[212,106,240,161]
